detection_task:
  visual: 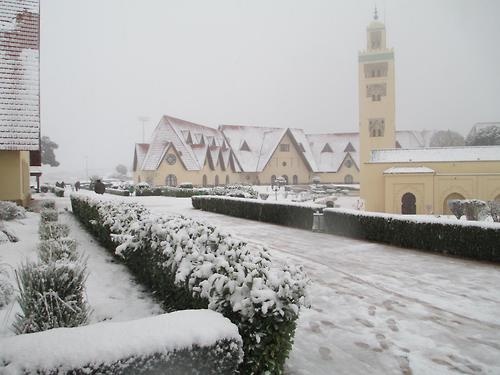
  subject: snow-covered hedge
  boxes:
[52,186,65,197]
[40,208,58,223]
[192,195,325,230]
[136,184,258,199]
[71,194,309,374]
[38,238,78,263]
[1,310,243,374]
[106,187,130,196]
[0,259,13,307]
[41,199,56,210]
[324,208,500,262]
[13,259,90,334]
[0,201,26,220]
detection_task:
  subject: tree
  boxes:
[115,164,128,176]
[41,136,59,167]
[429,130,465,147]
[466,125,500,146]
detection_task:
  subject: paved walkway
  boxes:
[136,196,500,375]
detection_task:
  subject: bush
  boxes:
[39,222,70,240]
[447,199,464,219]
[0,259,14,307]
[463,199,490,221]
[323,208,500,262]
[40,208,58,223]
[52,186,65,197]
[489,201,500,223]
[135,184,258,199]
[38,238,78,263]
[0,201,26,220]
[1,310,242,375]
[13,259,90,334]
[40,185,50,193]
[71,194,309,374]
[192,195,323,230]
[41,199,56,210]
[106,188,130,196]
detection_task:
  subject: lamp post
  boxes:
[273,176,286,200]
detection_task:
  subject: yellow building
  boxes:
[0,1,40,207]
[358,11,500,214]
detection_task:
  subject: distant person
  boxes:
[94,179,105,195]
[75,181,80,191]
[61,181,66,189]
[55,181,60,188]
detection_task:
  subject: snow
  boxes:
[0,309,241,374]
[371,145,500,163]
[384,166,435,174]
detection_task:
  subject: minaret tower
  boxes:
[359,7,396,203]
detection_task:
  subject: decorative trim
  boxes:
[359,52,394,63]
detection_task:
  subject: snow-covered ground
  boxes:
[2,192,500,374]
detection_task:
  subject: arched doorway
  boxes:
[292,175,298,185]
[281,175,288,185]
[401,192,416,215]
[165,174,177,187]
[344,174,353,184]
[225,175,230,185]
[214,175,219,186]
[443,192,465,214]
[202,175,207,187]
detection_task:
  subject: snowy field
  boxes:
[2,192,500,374]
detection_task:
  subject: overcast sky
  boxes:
[40,0,500,177]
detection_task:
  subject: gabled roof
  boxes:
[0,0,40,151]
[307,132,359,172]
[133,143,149,171]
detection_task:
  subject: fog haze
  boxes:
[40,0,500,177]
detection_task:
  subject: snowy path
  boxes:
[128,196,500,375]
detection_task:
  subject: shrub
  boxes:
[259,193,269,200]
[0,201,26,220]
[1,310,242,375]
[463,199,490,221]
[52,186,65,197]
[447,199,464,219]
[39,222,70,240]
[70,194,309,374]
[41,199,56,210]
[489,201,500,223]
[323,208,500,262]
[40,208,58,223]
[106,188,130,196]
[13,259,90,334]
[0,259,14,307]
[40,185,49,193]
[192,195,323,230]
[38,238,78,263]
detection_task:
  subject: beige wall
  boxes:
[0,150,31,206]
[363,160,500,214]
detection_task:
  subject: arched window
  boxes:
[443,192,465,215]
[401,193,416,215]
[344,174,353,184]
[225,175,230,185]
[214,175,219,186]
[281,175,288,185]
[495,194,500,202]
[165,174,177,187]
[292,175,298,185]
[271,175,276,184]
[202,175,207,187]
[138,176,141,183]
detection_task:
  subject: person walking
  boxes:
[75,181,80,191]
[94,179,105,195]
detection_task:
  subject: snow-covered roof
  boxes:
[306,133,359,172]
[133,143,149,171]
[371,146,500,163]
[139,115,228,171]
[384,167,435,174]
[0,0,40,151]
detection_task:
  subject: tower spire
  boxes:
[374,5,378,20]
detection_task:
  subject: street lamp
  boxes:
[273,176,286,200]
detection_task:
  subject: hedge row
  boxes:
[70,194,309,374]
[0,310,242,374]
[192,195,324,230]
[105,188,130,196]
[136,185,258,199]
[323,208,500,262]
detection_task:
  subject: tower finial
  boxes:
[374,5,378,20]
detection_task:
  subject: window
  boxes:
[271,175,276,184]
[202,175,207,187]
[214,175,219,186]
[321,143,333,153]
[240,141,250,151]
[165,153,176,165]
[225,175,229,185]
[345,159,352,168]
[344,174,353,184]
[282,161,287,167]
[165,174,177,187]
[369,118,385,137]
[364,62,388,78]
[280,144,290,152]
[293,175,298,185]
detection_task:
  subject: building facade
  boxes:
[0,0,40,206]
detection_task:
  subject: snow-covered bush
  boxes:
[106,187,130,196]
[447,199,464,219]
[0,259,14,307]
[38,238,78,263]
[323,208,500,262]
[13,259,90,334]
[0,201,26,220]
[71,194,309,374]
[40,199,56,210]
[39,222,70,240]
[211,184,258,199]
[463,199,490,221]
[40,208,58,223]
[488,201,500,223]
[1,310,242,375]
[192,195,324,230]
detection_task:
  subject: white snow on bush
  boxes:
[196,195,325,210]
[0,310,242,374]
